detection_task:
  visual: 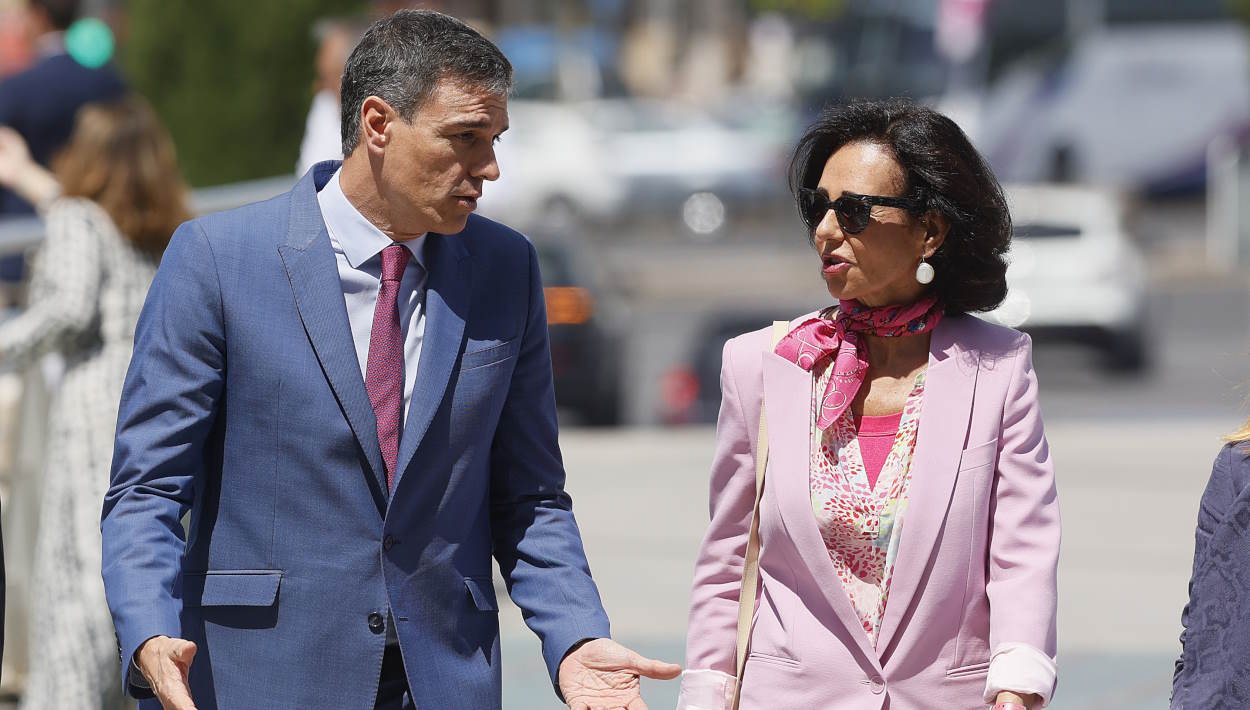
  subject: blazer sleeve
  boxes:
[100,220,226,698]
[0,198,104,369]
[684,336,757,678]
[1173,444,1239,707]
[487,238,611,693]
[985,334,1060,663]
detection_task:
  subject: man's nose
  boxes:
[476,147,500,182]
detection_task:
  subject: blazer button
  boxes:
[869,676,885,694]
[383,535,396,551]
[367,612,385,634]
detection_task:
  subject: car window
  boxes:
[535,245,573,285]
[1013,223,1082,239]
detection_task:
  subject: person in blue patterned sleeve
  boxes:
[1173,419,1250,708]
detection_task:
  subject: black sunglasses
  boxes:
[798,188,924,234]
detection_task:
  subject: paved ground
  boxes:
[493,414,1223,710]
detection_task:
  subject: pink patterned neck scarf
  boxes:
[774,296,943,430]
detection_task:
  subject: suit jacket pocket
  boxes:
[464,576,499,612]
[183,570,282,608]
[460,338,520,371]
[945,659,991,678]
[958,439,999,472]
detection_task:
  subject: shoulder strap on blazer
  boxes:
[731,320,789,709]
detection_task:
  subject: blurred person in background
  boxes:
[296,16,366,177]
[100,10,677,710]
[679,99,1060,710]
[0,0,125,217]
[0,95,188,710]
[1172,427,1250,707]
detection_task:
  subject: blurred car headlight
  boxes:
[682,192,726,236]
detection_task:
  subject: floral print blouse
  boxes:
[809,362,926,645]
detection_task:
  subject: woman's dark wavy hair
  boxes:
[788,98,1011,315]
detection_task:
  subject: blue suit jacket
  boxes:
[101,162,611,709]
[1173,442,1250,708]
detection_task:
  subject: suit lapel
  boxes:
[278,169,388,509]
[761,351,880,666]
[391,233,470,491]
[876,317,977,656]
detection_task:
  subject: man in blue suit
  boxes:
[100,10,678,710]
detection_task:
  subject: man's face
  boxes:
[377,79,507,236]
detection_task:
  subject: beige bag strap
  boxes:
[731,320,789,709]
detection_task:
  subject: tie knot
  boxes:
[380,244,408,283]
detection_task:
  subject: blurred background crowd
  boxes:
[0,0,1249,708]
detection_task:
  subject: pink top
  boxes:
[854,412,903,490]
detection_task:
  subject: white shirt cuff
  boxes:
[982,642,1057,707]
[676,668,736,710]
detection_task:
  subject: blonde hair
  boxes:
[1228,418,1250,445]
[52,96,191,257]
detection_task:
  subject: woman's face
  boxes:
[811,141,945,308]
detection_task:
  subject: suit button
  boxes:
[869,676,885,694]
[383,535,396,551]
[367,612,385,634]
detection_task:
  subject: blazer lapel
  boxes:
[278,171,388,509]
[761,351,879,667]
[391,233,470,490]
[876,317,978,656]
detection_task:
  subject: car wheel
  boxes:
[1103,325,1148,373]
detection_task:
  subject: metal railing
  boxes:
[0,174,296,257]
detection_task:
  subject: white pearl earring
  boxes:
[915,257,935,285]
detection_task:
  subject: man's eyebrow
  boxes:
[444,118,507,132]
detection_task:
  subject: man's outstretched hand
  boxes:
[136,635,199,710]
[558,638,682,710]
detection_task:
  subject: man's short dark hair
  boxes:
[339,9,512,155]
[31,0,80,31]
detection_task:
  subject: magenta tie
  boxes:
[366,244,409,491]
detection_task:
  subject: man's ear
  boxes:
[359,95,394,153]
[922,211,950,258]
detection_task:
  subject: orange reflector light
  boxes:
[545,287,594,325]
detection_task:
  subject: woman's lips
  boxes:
[822,260,851,275]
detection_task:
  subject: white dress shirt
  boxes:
[316,167,427,436]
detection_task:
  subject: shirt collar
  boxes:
[317,167,425,270]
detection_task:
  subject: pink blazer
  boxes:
[684,313,1060,710]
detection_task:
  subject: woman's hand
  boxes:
[994,691,1041,708]
[0,127,58,208]
[0,127,34,186]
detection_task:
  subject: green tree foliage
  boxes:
[749,0,847,20]
[123,0,365,186]
[1228,0,1250,23]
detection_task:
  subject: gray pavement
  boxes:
[497,414,1223,709]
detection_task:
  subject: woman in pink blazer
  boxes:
[679,99,1060,710]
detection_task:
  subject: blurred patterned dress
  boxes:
[2,197,158,710]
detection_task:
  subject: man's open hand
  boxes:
[558,638,681,710]
[136,635,198,710]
